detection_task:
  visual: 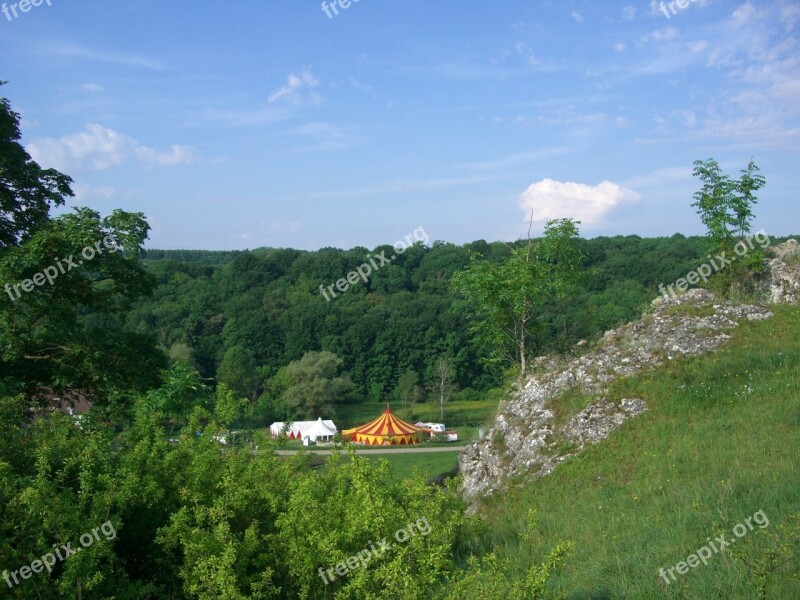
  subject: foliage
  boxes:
[124,233,734,406]
[0,90,165,401]
[451,219,585,380]
[0,375,567,599]
[444,509,572,600]
[0,81,73,249]
[270,351,353,420]
[691,158,768,296]
[429,356,456,421]
[395,368,422,420]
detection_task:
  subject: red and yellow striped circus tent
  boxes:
[342,407,426,446]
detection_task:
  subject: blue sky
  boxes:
[2,0,798,250]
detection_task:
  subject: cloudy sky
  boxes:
[2,0,798,249]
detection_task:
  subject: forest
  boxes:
[126,234,718,426]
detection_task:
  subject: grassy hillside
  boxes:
[466,304,800,599]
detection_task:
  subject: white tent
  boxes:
[304,417,337,443]
[269,418,337,442]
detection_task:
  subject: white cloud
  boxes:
[622,5,637,20]
[268,70,321,105]
[685,6,800,147]
[614,42,627,52]
[349,77,373,92]
[622,167,692,189]
[730,2,766,29]
[291,122,352,151]
[639,27,679,45]
[73,184,117,201]
[27,124,198,171]
[781,3,800,31]
[520,179,641,226]
[81,83,105,93]
[42,42,164,70]
[515,42,541,67]
[199,106,288,127]
[687,40,709,54]
[570,11,584,23]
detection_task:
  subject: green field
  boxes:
[465,304,800,598]
[361,452,459,481]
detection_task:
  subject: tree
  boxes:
[216,344,261,401]
[395,368,422,420]
[279,351,352,419]
[0,88,164,400]
[691,158,767,295]
[452,218,585,382]
[0,81,73,249]
[691,158,766,249]
[429,356,456,422]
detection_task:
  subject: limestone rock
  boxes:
[767,240,800,304]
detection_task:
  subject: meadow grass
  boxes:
[363,452,459,482]
[465,304,800,599]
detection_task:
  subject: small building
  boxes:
[269,418,337,443]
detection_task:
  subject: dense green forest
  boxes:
[127,234,712,424]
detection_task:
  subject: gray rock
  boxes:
[767,241,800,304]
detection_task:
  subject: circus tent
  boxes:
[342,407,425,446]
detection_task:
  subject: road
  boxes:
[275,446,466,456]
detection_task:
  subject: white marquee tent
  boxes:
[269,418,337,443]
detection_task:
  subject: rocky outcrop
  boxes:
[768,240,800,304]
[562,398,647,446]
[459,289,773,503]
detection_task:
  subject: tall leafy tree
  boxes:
[0,88,165,400]
[691,158,766,249]
[452,218,585,382]
[278,351,352,419]
[0,82,73,249]
[428,356,456,422]
[691,158,767,295]
[395,368,421,420]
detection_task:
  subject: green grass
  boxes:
[467,304,800,599]
[312,450,459,482]
[363,452,459,481]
